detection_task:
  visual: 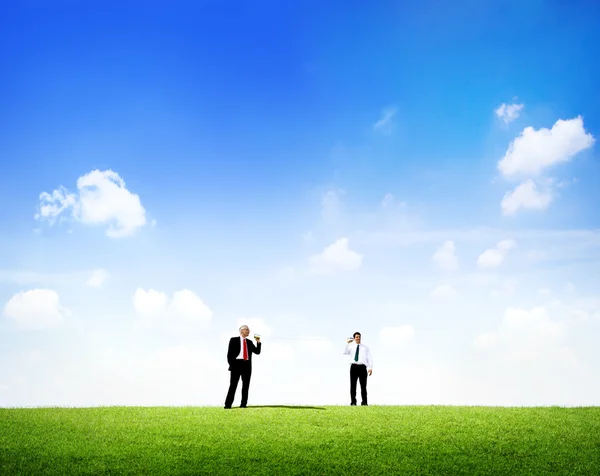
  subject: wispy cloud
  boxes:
[373,106,397,134]
[86,269,109,288]
[380,193,407,209]
[431,284,458,299]
[495,103,524,124]
[0,269,108,287]
[321,189,345,223]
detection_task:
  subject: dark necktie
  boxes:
[243,339,248,360]
[354,344,359,362]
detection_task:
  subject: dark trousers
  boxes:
[225,360,252,407]
[350,364,368,405]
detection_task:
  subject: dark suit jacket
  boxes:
[227,337,262,370]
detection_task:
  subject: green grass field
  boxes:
[1,405,599,475]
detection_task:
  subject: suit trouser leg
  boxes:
[225,364,242,407]
[350,365,359,404]
[240,362,252,406]
[358,365,368,404]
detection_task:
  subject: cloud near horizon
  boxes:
[133,288,213,331]
[3,289,68,330]
[432,241,459,271]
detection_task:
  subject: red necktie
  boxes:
[243,339,248,360]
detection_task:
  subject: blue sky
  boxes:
[1,0,599,407]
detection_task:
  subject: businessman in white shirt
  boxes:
[343,331,373,406]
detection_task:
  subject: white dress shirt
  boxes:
[344,342,373,370]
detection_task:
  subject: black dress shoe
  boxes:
[361,403,368,406]
[350,403,357,406]
[224,406,232,409]
[240,405,247,408]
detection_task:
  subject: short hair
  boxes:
[239,325,249,331]
[353,332,361,338]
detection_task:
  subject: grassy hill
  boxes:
[1,405,599,475]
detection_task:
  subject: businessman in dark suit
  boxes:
[224,325,262,409]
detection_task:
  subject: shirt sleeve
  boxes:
[343,343,352,355]
[365,347,373,370]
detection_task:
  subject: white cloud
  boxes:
[474,307,565,362]
[379,325,415,345]
[473,332,496,350]
[36,169,147,238]
[168,290,213,327]
[381,193,395,208]
[498,116,595,177]
[497,239,516,251]
[75,170,147,237]
[353,227,600,249]
[133,288,212,330]
[321,189,344,224]
[309,238,363,275]
[501,179,553,215]
[477,239,516,268]
[431,284,457,300]
[3,289,67,330]
[35,187,77,225]
[86,269,108,288]
[432,241,458,271]
[480,250,507,267]
[571,297,600,322]
[380,193,407,209]
[495,103,524,124]
[373,106,397,134]
[489,280,517,299]
[133,288,168,323]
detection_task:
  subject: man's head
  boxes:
[353,332,361,344]
[239,325,250,338]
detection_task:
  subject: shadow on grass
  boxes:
[245,405,326,410]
